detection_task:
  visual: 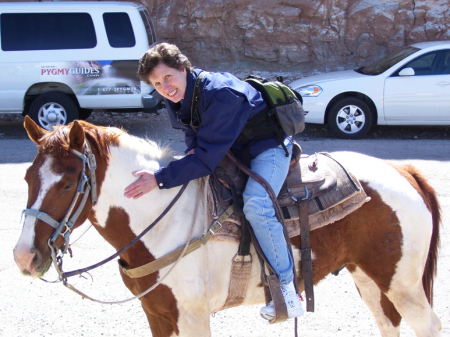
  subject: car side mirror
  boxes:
[398,67,415,76]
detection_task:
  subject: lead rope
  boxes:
[203,178,212,337]
[63,186,201,305]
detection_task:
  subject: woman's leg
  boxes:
[243,141,293,285]
[243,141,304,319]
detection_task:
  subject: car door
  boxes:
[384,50,450,123]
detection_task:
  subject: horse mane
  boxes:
[119,133,176,167]
[38,121,124,164]
[38,120,175,166]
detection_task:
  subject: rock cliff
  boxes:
[141,0,450,76]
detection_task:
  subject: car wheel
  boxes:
[29,92,79,131]
[328,97,373,139]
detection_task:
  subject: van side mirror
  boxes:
[398,67,415,76]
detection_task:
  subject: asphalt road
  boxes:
[1,112,449,337]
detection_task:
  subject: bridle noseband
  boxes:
[22,139,98,277]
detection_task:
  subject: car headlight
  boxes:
[293,85,323,97]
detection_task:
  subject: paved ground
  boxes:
[0,111,449,336]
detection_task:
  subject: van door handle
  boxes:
[436,81,450,86]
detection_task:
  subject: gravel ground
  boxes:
[1,110,449,337]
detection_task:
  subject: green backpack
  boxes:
[244,75,305,137]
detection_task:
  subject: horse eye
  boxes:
[64,184,75,190]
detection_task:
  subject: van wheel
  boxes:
[29,92,79,130]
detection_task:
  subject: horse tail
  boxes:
[403,165,441,307]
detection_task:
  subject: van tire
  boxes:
[29,92,79,130]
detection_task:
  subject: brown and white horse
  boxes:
[14,117,442,337]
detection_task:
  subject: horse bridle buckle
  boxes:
[87,153,97,170]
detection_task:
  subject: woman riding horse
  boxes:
[124,42,303,320]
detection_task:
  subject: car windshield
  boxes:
[356,46,420,75]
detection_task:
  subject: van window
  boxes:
[1,13,96,51]
[103,12,136,48]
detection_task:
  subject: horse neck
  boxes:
[89,134,207,259]
[146,179,207,258]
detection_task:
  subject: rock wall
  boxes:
[4,0,448,75]
[140,0,450,75]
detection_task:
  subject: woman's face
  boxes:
[148,63,187,103]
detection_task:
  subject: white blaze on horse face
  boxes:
[16,157,63,255]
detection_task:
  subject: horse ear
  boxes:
[24,115,48,145]
[69,120,85,151]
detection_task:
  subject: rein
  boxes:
[64,180,197,305]
[62,182,189,279]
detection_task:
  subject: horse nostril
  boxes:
[30,247,43,266]
[22,269,32,276]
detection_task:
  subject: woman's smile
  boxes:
[168,88,178,97]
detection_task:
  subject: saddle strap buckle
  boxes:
[209,220,222,234]
[201,220,223,245]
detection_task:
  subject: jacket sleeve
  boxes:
[183,128,198,154]
[155,88,253,189]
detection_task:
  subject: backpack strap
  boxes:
[243,78,290,157]
[190,71,208,133]
[274,82,289,102]
[245,78,275,109]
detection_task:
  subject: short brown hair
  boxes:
[138,43,193,85]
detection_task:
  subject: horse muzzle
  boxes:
[13,244,50,278]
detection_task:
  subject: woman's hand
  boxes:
[124,170,157,199]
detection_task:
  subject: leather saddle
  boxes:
[212,142,338,211]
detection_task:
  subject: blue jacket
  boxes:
[154,68,282,189]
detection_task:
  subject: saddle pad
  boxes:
[208,152,370,243]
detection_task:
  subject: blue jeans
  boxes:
[243,140,294,285]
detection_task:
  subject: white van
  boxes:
[0,1,160,130]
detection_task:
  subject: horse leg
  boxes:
[384,279,442,336]
[349,238,442,337]
[139,285,211,337]
[348,265,401,337]
[347,226,442,336]
[142,304,177,337]
[120,272,182,336]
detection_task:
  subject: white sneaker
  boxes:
[260,281,304,320]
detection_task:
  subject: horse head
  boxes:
[14,116,112,278]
